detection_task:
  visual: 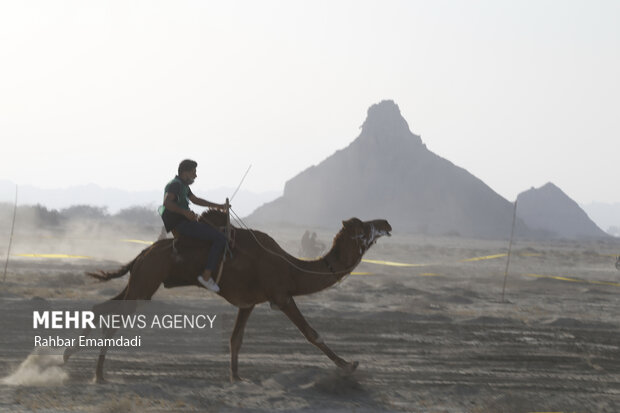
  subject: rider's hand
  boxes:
[185,210,198,221]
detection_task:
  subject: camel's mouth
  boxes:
[349,219,392,250]
[376,221,392,238]
[367,223,392,244]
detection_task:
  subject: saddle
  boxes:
[162,225,235,289]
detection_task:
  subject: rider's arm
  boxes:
[189,194,227,211]
[164,193,197,220]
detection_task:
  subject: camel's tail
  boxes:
[86,247,149,281]
[86,265,132,282]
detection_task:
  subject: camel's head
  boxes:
[342,217,392,253]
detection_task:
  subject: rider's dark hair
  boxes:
[178,159,198,175]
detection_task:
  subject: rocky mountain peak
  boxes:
[517,182,607,239]
[359,100,423,147]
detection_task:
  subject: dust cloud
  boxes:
[1,348,68,386]
[0,204,163,265]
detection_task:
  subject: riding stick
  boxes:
[215,197,231,285]
[230,165,252,202]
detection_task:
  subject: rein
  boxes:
[229,208,366,277]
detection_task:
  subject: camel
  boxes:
[63,210,392,383]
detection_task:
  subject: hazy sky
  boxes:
[1,1,618,204]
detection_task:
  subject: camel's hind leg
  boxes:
[279,298,358,372]
[63,286,129,363]
[230,305,254,382]
[93,300,137,383]
[92,291,158,383]
[91,272,166,382]
[72,241,171,382]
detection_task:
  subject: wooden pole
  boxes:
[501,200,518,302]
[3,185,18,283]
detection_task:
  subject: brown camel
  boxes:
[63,210,392,383]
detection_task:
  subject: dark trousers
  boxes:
[175,221,227,273]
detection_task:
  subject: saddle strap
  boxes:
[219,226,236,258]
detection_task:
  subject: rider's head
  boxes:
[178,159,198,185]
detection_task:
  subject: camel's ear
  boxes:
[342,218,363,229]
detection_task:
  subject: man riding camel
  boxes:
[159,159,228,292]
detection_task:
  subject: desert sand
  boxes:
[1,226,620,412]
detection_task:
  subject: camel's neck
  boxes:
[289,237,364,296]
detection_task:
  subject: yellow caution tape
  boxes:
[589,279,620,287]
[17,254,92,259]
[524,273,582,283]
[524,273,620,287]
[120,239,154,245]
[462,253,507,262]
[361,259,428,267]
[419,272,441,277]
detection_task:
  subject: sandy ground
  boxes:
[1,227,620,412]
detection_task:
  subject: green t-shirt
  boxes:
[159,176,194,232]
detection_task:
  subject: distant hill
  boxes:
[248,100,529,239]
[516,183,609,239]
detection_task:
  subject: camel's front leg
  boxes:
[280,298,358,372]
[230,305,254,382]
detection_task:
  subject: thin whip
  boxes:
[230,165,252,202]
[229,207,360,277]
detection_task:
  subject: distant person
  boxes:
[159,159,228,292]
[301,230,312,256]
[310,232,318,246]
[310,232,325,257]
[310,232,325,255]
[300,230,325,257]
